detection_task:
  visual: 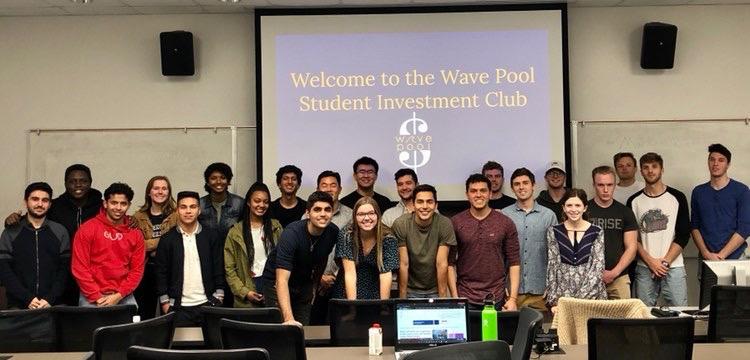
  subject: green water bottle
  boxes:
[481,297,498,341]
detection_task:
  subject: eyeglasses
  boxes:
[355,211,377,219]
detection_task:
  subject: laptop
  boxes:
[393,298,470,360]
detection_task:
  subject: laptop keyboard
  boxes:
[394,350,416,360]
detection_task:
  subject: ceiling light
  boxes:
[71,0,90,4]
[219,0,242,3]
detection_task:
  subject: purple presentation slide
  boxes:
[274,30,550,196]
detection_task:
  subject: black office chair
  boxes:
[220,318,306,360]
[511,307,543,360]
[328,298,395,346]
[468,309,520,343]
[708,285,750,342]
[0,307,57,352]
[587,317,694,360]
[127,345,269,360]
[200,306,282,349]
[55,304,138,351]
[402,340,511,360]
[92,312,176,360]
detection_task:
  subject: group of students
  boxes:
[1,143,748,327]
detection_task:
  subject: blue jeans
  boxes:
[635,265,687,306]
[406,289,440,299]
[79,293,138,308]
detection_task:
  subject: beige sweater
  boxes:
[551,297,650,345]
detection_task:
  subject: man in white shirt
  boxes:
[627,153,690,306]
[613,152,644,204]
[155,191,225,326]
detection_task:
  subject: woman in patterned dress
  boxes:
[545,188,606,312]
[332,196,399,299]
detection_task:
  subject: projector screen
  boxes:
[257,5,569,202]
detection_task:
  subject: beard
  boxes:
[644,175,662,185]
[27,208,48,219]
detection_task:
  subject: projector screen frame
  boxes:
[255,4,572,209]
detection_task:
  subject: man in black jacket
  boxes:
[0,182,70,309]
[155,191,225,326]
[4,164,102,306]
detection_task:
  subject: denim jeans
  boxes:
[406,289,440,299]
[635,265,688,306]
[79,293,138,308]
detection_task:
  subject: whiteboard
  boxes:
[27,127,256,214]
[574,120,750,258]
[574,120,750,197]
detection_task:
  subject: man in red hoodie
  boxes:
[72,182,145,307]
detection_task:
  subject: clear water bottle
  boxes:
[481,298,498,341]
[369,323,383,355]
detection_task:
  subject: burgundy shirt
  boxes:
[451,210,520,305]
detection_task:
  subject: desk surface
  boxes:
[305,344,750,360]
[173,325,330,344]
[546,343,750,359]
[0,352,93,360]
[307,346,395,359]
[172,316,708,345]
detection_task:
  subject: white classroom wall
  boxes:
[0,14,255,215]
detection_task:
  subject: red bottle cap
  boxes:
[372,323,381,328]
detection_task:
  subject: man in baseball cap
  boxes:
[536,161,567,222]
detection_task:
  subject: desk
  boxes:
[305,344,750,360]
[172,325,331,347]
[0,352,93,360]
[657,306,709,340]
[307,346,395,359]
[171,317,708,346]
[547,306,708,341]
[545,343,750,359]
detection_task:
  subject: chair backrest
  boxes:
[468,309,520,343]
[587,317,694,360]
[127,345,269,360]
[328,298,395,346]
[708,285,750,342]
[55,304,138,351]
[511,307,543,360]
[93,312,176,360]
[0,307,57,352]
[220,319,306,360]
[200,306,282,349]
[402,340,511,360]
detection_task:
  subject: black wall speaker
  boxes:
[640,22,677,69]
[160,31,194,76]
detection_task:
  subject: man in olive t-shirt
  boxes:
[392,184,456,299]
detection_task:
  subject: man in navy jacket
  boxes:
[156,191,225,326]
[0,182,70,309]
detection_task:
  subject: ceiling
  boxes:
[0,0,748,16]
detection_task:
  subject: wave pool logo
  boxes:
[395,112,431,173]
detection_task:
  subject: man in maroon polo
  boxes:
[452,174,520,310]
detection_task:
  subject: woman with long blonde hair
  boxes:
[332,196,399,299]
[132,175,178,319]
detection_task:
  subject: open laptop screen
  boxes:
[395,299,469,349]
